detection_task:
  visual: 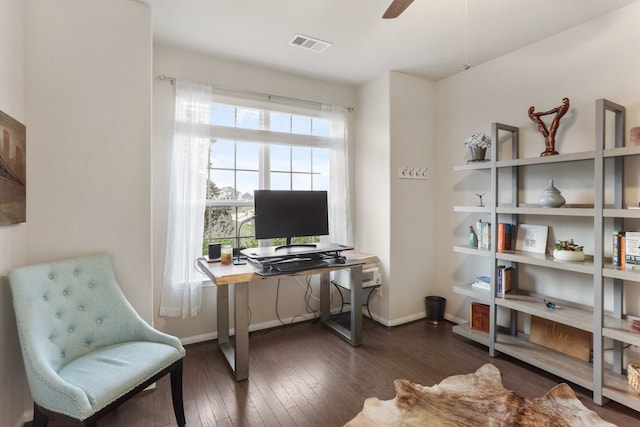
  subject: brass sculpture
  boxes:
[528,98,570,156]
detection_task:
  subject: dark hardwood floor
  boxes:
[33,318,639,426]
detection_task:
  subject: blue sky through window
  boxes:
[208,103,331,197]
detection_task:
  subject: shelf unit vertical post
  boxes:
[594,98,626,404]
[491,123,520,351]
[488,123,498,356]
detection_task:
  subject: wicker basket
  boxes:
[628,364,640,393]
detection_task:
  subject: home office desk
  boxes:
[197,250,376,381]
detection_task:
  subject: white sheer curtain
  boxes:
[159,80,212,318]
[321,104,353,246]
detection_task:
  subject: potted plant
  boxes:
[464,132,492,161]
[553,239,585,261]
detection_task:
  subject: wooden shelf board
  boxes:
[453,205,492,213]
[603,370,640,412]
[496,206,594,216]
[496,151,595,167]
[603,145,640,158]
[494,333,594,390]
[452,323,490,346]
[453,162,492,171]
[603,320,640,347]
[603,208,640,218]
[453,284,492,303]
[496,250,594,274]
[603,266,640,281]
[495,293,594,332]
[453,245,493,257]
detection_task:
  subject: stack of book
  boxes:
[496,265,512,296]
[471,275,490,291]
[613,231,640,269]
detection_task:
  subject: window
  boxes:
[199,99,338,253]
[161,80,350,318]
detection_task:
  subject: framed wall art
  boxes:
[515,224,548,254]
[0,110,26,226]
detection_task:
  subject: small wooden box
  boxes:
[470,302,490,333]
[529,316,592,362]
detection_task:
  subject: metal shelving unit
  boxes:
[452,99,640,413]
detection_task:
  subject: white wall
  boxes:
[24,0,153,319]
[0,0,152,424]
[389,72,436,322]
[0,0,29,425]
[152,45,358,340]
[354,75,391,319]
[354,72,436,325]
[434,1,640,323]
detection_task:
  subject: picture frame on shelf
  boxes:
[515,224,548,254]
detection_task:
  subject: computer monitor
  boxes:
[254,190,329,249]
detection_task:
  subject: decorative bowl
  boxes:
[553,249,585,262]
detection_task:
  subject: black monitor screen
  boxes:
[254,190,329,243]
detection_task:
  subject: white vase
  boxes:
[553,249,585,262]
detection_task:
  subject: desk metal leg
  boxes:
[321,265,363,346]
[216,282,249,381]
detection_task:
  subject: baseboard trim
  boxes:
[179,310,452,345]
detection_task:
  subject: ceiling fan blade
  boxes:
[382,0,414,19]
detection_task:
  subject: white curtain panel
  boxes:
[321,104,353,247]
[159,80,211,318]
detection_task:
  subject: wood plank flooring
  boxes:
[29,318,640,426]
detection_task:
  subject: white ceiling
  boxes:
[148,0,638,86]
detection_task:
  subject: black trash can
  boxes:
[425,296,446,325]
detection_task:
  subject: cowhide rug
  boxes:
[345,364,614,426]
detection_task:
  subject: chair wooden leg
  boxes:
[33,403,49,427]
[170,360,186,426]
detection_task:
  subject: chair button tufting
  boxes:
[60,352,65,358]
[55,313,61,319]
[48,274,54,279]
[88,282,95,288]
[63,290,68,296]
[42,296,47,301]
[78,305,84,311]
[73,269,79,275]
[68,327,74,333]
[96,319,102,324]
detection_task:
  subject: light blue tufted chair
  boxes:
[8,254,186,427]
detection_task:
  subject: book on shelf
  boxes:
[471,275,490,291]
[621,233,626,268]
[496,265,513,297]
[475,220,491,250]
[470,302,490,332]
[497,223,512,251]
[613,230,622,267]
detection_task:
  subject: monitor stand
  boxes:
[274,237,317,251]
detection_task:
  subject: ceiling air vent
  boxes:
[289,34,332,53]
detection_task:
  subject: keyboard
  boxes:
[270,259,329,273]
